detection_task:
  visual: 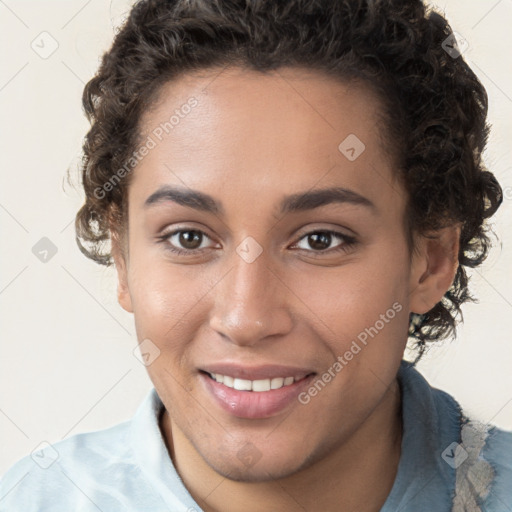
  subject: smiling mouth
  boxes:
[199,368,317,419]
[200,370,315,392]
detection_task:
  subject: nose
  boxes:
[208,246,294,347]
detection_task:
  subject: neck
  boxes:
[160,379,402,512]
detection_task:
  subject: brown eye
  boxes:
[306,232,332,251]
[161,229,216,255]
[293,230,357,255]
[178,230,203,249]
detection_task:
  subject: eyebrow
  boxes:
[143,185,376,215]
[280,187,376,215]
[144,186,222,214]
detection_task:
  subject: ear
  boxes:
[111,229,133,314]
[408,224,461,314]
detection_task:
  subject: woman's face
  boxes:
[114,66,430,481]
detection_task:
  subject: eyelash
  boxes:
[157,228,358,257]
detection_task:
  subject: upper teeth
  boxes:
[209,373,297,392]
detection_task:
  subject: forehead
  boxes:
[131,66,403,216]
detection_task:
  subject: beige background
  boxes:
[1,0,511,476]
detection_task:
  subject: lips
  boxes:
[198,364,316,419]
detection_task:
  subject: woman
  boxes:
[1,0,510,510]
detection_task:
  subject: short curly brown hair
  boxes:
[75,0,503,360]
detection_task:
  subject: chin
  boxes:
[210,464,301,483]
[203,447,319,483]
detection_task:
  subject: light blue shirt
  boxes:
[1,361,511,511]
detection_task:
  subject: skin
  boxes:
[112,66,460,511]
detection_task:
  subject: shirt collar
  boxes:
[129,388,203,511]
[381,360,461,510]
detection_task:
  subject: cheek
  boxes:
[127,255,212,351]
[291,249,409,341]
[127,261,212,395]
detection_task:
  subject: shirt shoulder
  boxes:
[450,417,512,511]
[481,425,512,508]
[383,362,512,512]
[0,419,161,512]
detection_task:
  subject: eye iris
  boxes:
[308,232,331,250]
[179,231,202,249]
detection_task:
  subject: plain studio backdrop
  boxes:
[0,0,511,476]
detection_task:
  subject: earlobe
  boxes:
[111,231,133,314]
[115,257,133,314]
[409,224,461,315]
